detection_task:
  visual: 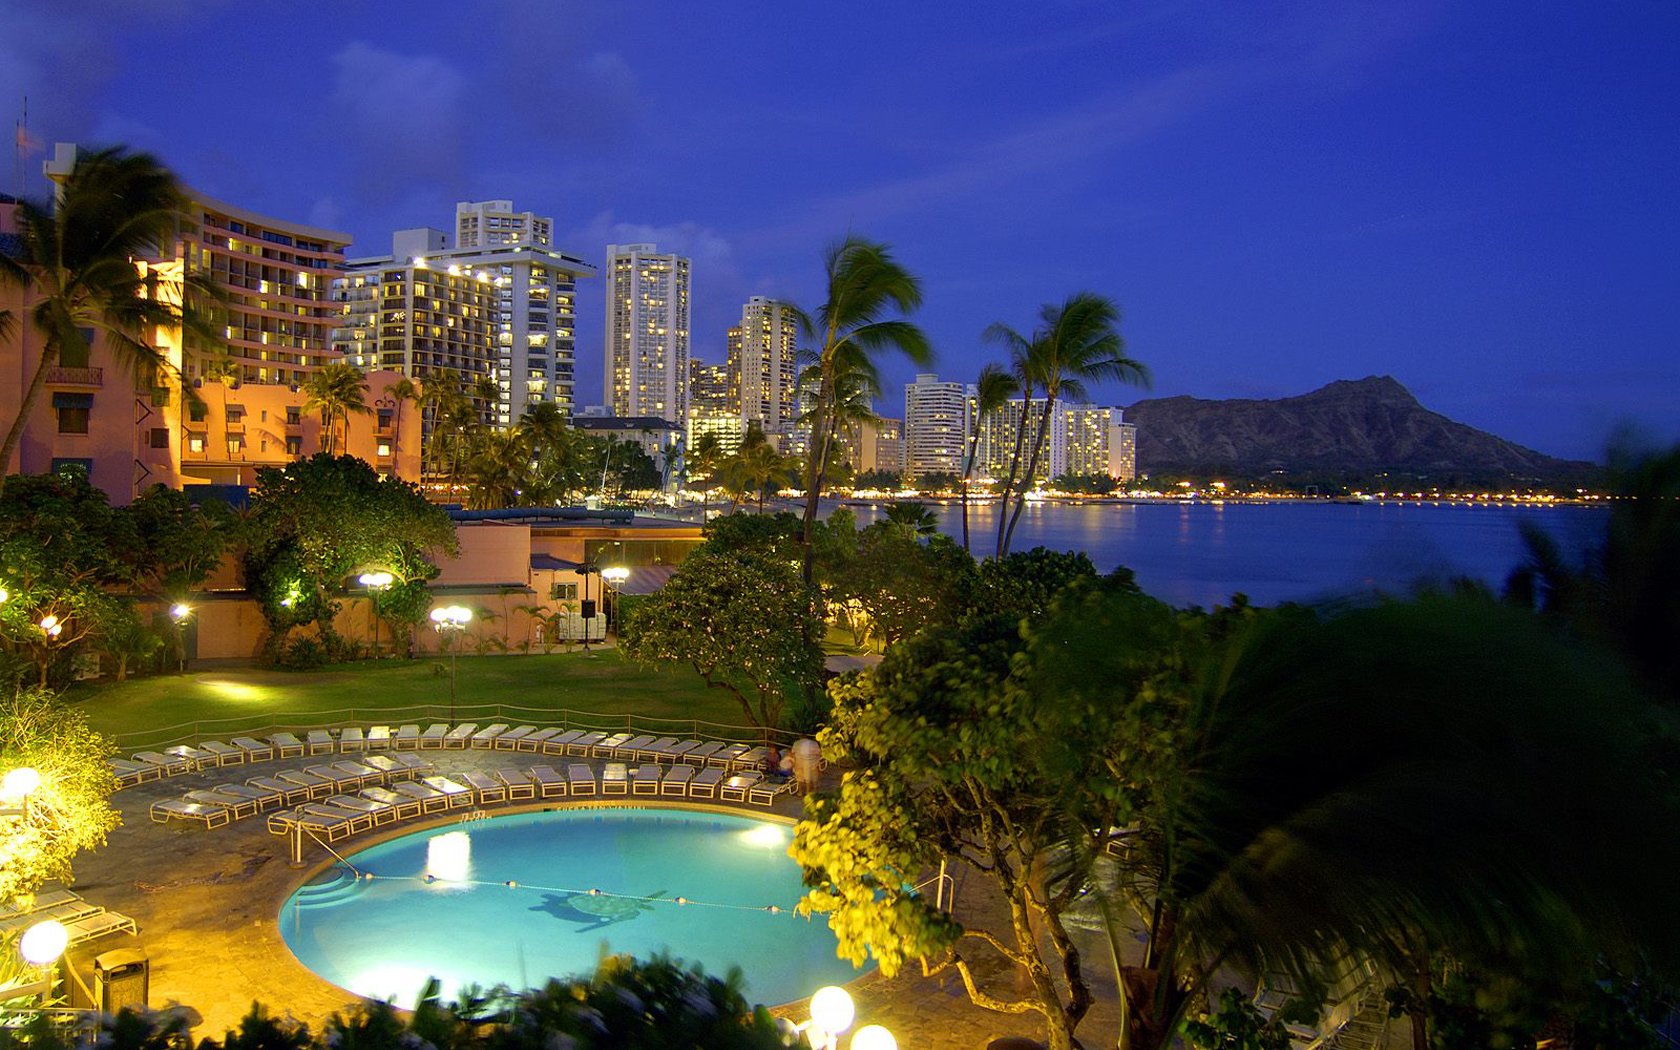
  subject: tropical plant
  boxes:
[720,427,792,512]
[961,362,1016,552]
[795,237,931,582]
[988,292,1147,557]
[0,146,217,484]
[300,361,372,455]
[878,499,939,539]
[387,375,420,459]
[464,428,532,510]
[687,430,725,519]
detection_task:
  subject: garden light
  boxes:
[1,767,41,805]
[809,985,855,1046]
[170,603,191,621]
[39,614,62,638]
[850,1026,897,1050]
[19,920,68,965]
[358,571,394,589]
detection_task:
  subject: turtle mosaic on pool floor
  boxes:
[528,890,666,931]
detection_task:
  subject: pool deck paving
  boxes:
[69,748,1129,1049]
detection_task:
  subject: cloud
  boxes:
[329,42,469,201]
[490,4,645,147]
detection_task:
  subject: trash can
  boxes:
[93,948,148,1013]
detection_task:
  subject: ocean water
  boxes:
[847,500,1606,609]
[279,808,859,1008]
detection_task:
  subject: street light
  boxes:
[358,571,394,657]
[169,602,192,672]
[601,566,629,645]
[1,766,40,818]
[18,920,67,966]
[429,605,472,723]
[39,614,62,639]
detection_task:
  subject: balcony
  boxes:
[46,366,103,387]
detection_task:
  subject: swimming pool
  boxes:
[278,807,862,1007]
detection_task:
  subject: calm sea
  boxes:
[845,500,1608,609]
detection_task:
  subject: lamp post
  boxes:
[794,985,895,1049]
[15,918,67,1002]
[429,605,472,723]
[358,571,394,657]
[169,602,191,672]
[601,566,628,645]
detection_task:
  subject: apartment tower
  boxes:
[730,297,799,440]
[903,373,969,481]
[604,244,690,425]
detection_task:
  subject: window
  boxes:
[60,336,92,368]
[50,458,92,478]
[188,400,207,422]
[149,428,170,449]
[550,582,579,601]
[53,392,92,433]
[286,436,302,456]
[226,404,245,423]
[377,409,393,430]
[286,407,301,426]
[377,442,391,457]
[187,434,205,453]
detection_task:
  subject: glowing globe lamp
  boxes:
[20,920,68,964]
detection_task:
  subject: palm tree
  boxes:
[465,427,532,509]
[880,499,939,539]
[301,361,372,455]
[720,424,789,512]
[796,238,932,581]
[387,376,419,458]
[421,372,480,491]
[0,147,214,482]
[687,430,724,520]
[960,363,1017,553]
[993,293,1146,557]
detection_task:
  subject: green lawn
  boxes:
[68,651,749,749]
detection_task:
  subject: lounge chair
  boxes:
[594,732,633,758]
[612,735,657,760]
[0,900,100,937]
[213,782,284,811]
[635,737,678,762]
[325,794,397,826]
[299,801,377,835]
[660,765,696,796]
[459,771,508,805]
[329,761,384,788]
[494,726,536,750]
[275,769,336,799]
[305,763,355,790]
[246,775,312,807]
[365,725,392,751]
[338,727,366,753]
[631,764,662,795]
[471,724,509,749]
[385,752,433,775]
[306,730,337,755]
[521,728,560,752]
[421,775,475,809]
[2,889,83,917]
[393,725,421,750]
[653,739,702,763]
[199,740,247,766]
[443,723,477,749]
[568,731,608,756]
[184,789,259,820]
[149,798,230,828]
[748,779,794,806]
[601,762,629,795]
[494,768,537,801]
[688,767,726,799]
[545,729,585,755]
[360,785,424,821]
[270,732,306,758]
[110,758,161,788]
[529,765,568,799]
[231,736,276,762]
[732,747,768,772]
[683,741,726,766]
[62,910,137,945]
[708,744,749,769]
[133,751,193,776]
[719,773,764,803]
[419,724,450,749]
[392,780,451,814]
[566,763,597,796]
[164,744,215,769]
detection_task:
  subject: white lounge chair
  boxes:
[329,761,383,788]
[300,801,377,835]
[652,739,702,763]
[748,779,794,806]
[495,768,537,801]
[246,775,312,807]
[393,725,421,750]
[593,732,633,759]
[420,724,450,749]
[708,744,749,769]
[494,726,536,750]
[635,737,678,762]
[270,732,306,758]
[199,741,247,766]
[150,798,230,828]
[546,730,585,755]
[0,901,100,937]
[601,762,630,795]
[232,736,276,762]
[306,730,337,755]
[184,788,259,820]
[566,763,597,796]
[529,765,568,798]
[443,723,477,749]
[688,767,726,799]
[568,731,608,755]
[365,725,393,751]
[326,794,397,826]
[521,728,561,752]
[134,751,193,776]
[385,752,434,775]
[110,758,161,788]
[460,771,507,805]
[471,724,509,749]
[720,773,764,803]
[392,780,451,813]
[613,735,657,760]
[63,910,137,945]
[275,769,336,799]
[338,727,366,753]
[422,775,475,809]
[683,741,726,766]
[361,785,424,821]
[213,782,284,811]
[732,747,768,772]
[631,764,662,795]
[660,765,696,796]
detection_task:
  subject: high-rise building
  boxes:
[689,359,735,415]
[974,398,1067,485]
[1062,406,1137,482]
[604,243,690,425]
[843,417,905,478]
[732,297,798,439]
[903,373,968,480]
[455,200,552,250]
[340,224,594,424]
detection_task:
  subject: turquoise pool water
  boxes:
[278,807,862,1007]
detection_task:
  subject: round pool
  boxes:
[279,807,861,1007]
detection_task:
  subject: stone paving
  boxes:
[65,744,1133,1049]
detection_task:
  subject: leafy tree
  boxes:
[970,546,1107,623]
[0,687,120,906]
[701,509,803,556]
[795,238,932,583]
[464,428,531,510]
[1051,473,1120,495]
[621,544,822,729]
[686,430,726,518]
[242,455,456,661]
[0,147,217,484]
[913,470,960,491]
[878,500,938,538]
[126,485,234,598]
[838,528,976,648]
[851,468,902,491]
[0,472,136,686]
[301,362,372,456]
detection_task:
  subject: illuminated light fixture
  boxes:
[809,986,855,1042]
[170,603,191,622]
[1,767,42,804]
[429,605,472,628]
[39,615,62,639]
[851,1026,898,1050]
[425,831,472,882]
[601,566,629,585]
[19,920,68,965]
[0,586,8,603]
[358,571,394,589]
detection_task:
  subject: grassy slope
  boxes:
[68,651,748,747]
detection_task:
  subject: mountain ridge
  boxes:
[1123,376,1596,483]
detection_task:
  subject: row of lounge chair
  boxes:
[149,754,433,828]
[0,887,138,947]
[112,725,776,789]
[260,762,792,845]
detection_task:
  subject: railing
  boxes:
[108,702,802,752]
[45,366,103,386]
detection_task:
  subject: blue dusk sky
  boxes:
[4,0,1676,461]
